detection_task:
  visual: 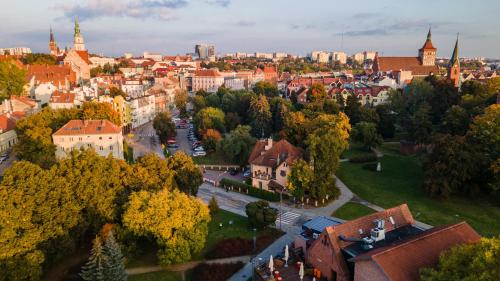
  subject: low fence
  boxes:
[198,164,240,171]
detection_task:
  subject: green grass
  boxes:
[341,143,375,159]
[333,202,376,220]
[128,271,184,281]
[336,143,500,236]
[193,152,237,165]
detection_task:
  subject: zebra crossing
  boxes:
[276,211,301,226]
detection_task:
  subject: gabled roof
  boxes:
[50,91,75,104]
[374,56,439,75]
[10,96,37,108]
[53,120,121,136]
[248,139,303,168]
[194,69,221,77]
[75,50,90,64]
[350,222,480,281]
[0,114,17,132]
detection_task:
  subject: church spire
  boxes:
[427,27,432,40]
[50,27,54,42]
[449,33,460,67]
[448,33,461,88]
[74,17,81,37]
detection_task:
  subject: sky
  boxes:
[1,0,499,58]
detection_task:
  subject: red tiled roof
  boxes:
[0,55,24,68]
[0,114,17,132]
[75,50,90,64]
[194,69,221,77]
[26,64,76,85]
[248,139,303,167]
[374,56,439,76]
[350,222,480,281]
[50,92,75,104]
[420,39,436,51]
[10,96,37,107]
[53,120,121,136]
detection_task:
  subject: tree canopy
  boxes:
[0,59,27,101]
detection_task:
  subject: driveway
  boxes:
[0,149,16,176]
[126,122,164,159]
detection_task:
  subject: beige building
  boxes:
[52,120,123,159]
[248,139,303,190]
[0,114,17,153]
[49,92,76,109]
[63,49,91,81]
[192,69,225,92]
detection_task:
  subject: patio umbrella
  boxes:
[268,255,274,273]
[299,262,304,281]
[284,245,289,267]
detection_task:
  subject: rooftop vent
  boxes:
[370,219,386,242]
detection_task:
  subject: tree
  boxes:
[219,125,256,166]
[344,94,362,125]
[80,236,106,281]
[131,153,175,193]
[270,97,291,133]
[245,200,278,228]
[287,159,314,201]
[224,112,241,131]
[282,111,309,148]
[440,105,469,135]
[410,103,433,144]
[252,81,279,98]
[335,91,345,110]
[174,90,189,118]
[306,113,351,200]
[191,95,206,115]
[420,237,499,281]
[80,102,122,126]
[202,129,222,152]
[307,83,327,102]
[109,87,127,98]
[21,53,56,65]
[423,134,479,198]
[249,95,272,137]
[208,196,220,214]
[153,111,176,143]
[123,189,211,265]
[0,59,27,101]
[194,107,226,134]
[167,151,203,196]
[352,122,383,150]
[101,231,127,281]
[375,104,395,139]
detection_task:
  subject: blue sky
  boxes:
[1,0,499,58]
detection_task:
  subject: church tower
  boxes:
[73,18,86,51]
[49,27,58,56]
[418,28,437,66]
[448,35,461,88]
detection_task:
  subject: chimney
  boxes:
[264,138,273,151]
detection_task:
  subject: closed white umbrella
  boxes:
[269,255,274,273]
[284,244,289,267]
[299,262,304,281]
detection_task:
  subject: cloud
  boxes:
[340,28,388,37]
[58,0,188,21]
[234,20,255,27]
[290,24,316,30]
[339,18,452,37]
[205,0,231,7]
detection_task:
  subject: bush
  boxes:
[206,238,252,259]
[219,178,281,202]
[245,201,278,228]
[191,262,244,281]
[208,196,220,214]
[349,154,378,163]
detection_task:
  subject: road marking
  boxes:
[276,211,301,225]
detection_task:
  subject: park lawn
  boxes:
[341,143,375,159]
[333,202,376,220]
[128,271,185,281]
[336,144,500,237]
[193,152,237,165]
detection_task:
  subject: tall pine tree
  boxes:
[102,231,127,281]
[80,236,106,281]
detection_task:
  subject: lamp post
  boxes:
[279,188,283,230]
[253,228,257,252]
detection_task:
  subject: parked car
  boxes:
[193,146,205,152]
[167,139,176,145]
[192,151,207,157]
[229,168,238,176]
[243,169,251,178]
[167,144,179,148]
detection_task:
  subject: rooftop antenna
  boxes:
[340,30,344,50]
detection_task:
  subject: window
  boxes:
[259,181,263,189]
[69,137,73,141]
[280,170,286,177]
[109,137,113,140]
[99,137,103,140]
[79,137,82,141]
[61,138,64,142]
[88,144,91,147]
[99,146,103,151]
[109,145,113,150]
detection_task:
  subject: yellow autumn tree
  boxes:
[123,188,210,265]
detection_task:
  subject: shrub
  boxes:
[191,262,244,281]
[245,201,278,228]
[219,178,281,202]
[208,196,220,214]
[349,154,378,163]
[206,238,252,259]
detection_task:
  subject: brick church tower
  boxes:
[49,27,58,56]
[418,28,437,66]
[448,35,461,88]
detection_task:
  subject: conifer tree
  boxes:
[80,236,106,281]
[102,231,127,281]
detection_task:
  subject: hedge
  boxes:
[219,178,281,202]
[349,154,378,163]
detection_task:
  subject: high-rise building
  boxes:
[207,45,215,57]
[73,18,85,51]
[195,44,208,59]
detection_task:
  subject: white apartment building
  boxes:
[52,120,124,159]
[89,56,117,68]
[310,51,330,63]
[0,47,31,55]
[273,52,287,59]
[121,79,145,98]
[331,52,347,64]
[143,52,163,61]
[224,77,245,90]
[363,51,377,61]
[129,94,155,128]
[191,69,225,93]
[32,82,58,106]
[352,52,365,63]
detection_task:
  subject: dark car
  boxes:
[229,168,238,176]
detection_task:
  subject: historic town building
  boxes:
[448,36,461,88]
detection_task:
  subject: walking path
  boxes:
[125,255,252,275]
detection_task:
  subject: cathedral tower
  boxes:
[49,27,58,56]
[418,28,437,66]
[448,35,461,88]
[73,18,86,51]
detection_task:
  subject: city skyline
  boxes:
[1,0,500,58]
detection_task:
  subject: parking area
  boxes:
[202,169,246,184]
[0,149,16,176]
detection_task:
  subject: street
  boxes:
[126,122,164,159]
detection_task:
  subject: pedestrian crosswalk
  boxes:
[276,211,301,225]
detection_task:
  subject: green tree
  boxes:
[440,105,470,135]
[80,236,106,281]
[80,102,122,126]
[352,122,383,150]
[410,103,433,144]
[208,196,220,214]
[191,95,206,115]
[307,83,327,102]
[420,237,499,281]
[224,112,241,131]
[167,151,203,196]
[344,94,362,125]
[0,59,27,101]
[153,111,176,143]
[252,81,279,98]
[102,231,127,281]
[202,129,222,152]
[219,125,256,166]
[131,153,175,193]
[123,189,211,265]
[21,53,56,65]
[109,87,127,98]
[245,200,278,228]
[175,90,189,118]
[249,95,272,137]
[375,104,395,139]
[335,91,345,110]
[270,97,292,133]
[194,107,226,134]
[287,159,314,201]
[282,111,309,148]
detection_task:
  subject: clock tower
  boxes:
[73,18,86,51]
[418,28,437,66]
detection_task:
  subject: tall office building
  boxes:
[195,44,208,59]
[208,45,215,57]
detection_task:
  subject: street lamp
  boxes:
[279,187,287,230]
[253,228,257,252]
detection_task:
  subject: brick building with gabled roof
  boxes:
[305,204,481,281]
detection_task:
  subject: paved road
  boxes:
[0,149,16,176]
[126,122,164,159]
